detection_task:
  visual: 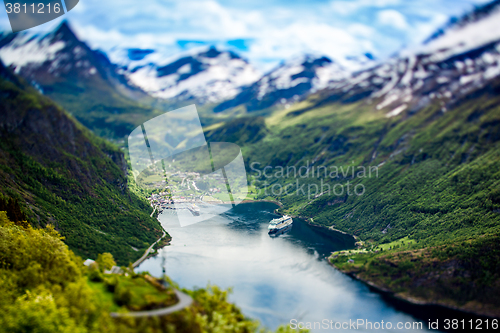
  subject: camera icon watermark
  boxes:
[127,105,248,227]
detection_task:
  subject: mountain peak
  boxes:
[53,20,79,43]
[122,45,260,104]
[214,53,350,113]
[196,46,241,60]
[424,0,500,45]
[199,46,222,58]
[419,0,500,58]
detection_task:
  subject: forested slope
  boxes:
[0,61,163,265]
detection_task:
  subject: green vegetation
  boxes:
[0,63,164,265]
[205,75,500,315]
[0,212,111,333]
[152,235,172,253]
[209,87,500,245]
[87,273,178,311]
[0,212,302,333]
[96,252,117,271]
[44,72,158,140]
[330,234,500,317]
[3,22,162,141]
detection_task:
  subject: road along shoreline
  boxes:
[132,230,168,268]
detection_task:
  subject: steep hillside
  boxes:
[0,21,157,139]
[205,63,500,316]
[208,73,500,240]
[202,2,500,315]
[0,61,163,265]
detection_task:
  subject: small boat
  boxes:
[268,215,293,236]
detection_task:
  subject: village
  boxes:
[146,170,227,211]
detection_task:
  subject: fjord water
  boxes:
[137,202,431,332]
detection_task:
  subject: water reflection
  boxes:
[137,202,433,332]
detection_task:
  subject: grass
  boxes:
[374,237,416,251]
[330,236,417,263]
[87,278,121,312]
[87,274,178,312]
[118,276,175,309]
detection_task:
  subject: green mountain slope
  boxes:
[0,61,163,265]
[205,74,500,315]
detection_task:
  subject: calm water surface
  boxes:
[137,202,434,332]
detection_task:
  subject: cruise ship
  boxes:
[268,215,293,235]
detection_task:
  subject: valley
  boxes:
[0,0,500,330]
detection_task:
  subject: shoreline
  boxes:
[331,264,500,319]
[239,199,284,207]
[305,220,358,242]
[132,228,170,268]
[263,199,499,319]
[251,200,499,318]
[148,198,499,318]
[261,199,358,244]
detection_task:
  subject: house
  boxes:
[83,259,95,266]
[347,259,355,263]
[104,266,124,275]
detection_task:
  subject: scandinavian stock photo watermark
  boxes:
[250,161,379,200]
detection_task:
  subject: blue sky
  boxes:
[0,0,492,70]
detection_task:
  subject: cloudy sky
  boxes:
[0,0,492,70]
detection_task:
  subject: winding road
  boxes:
[110,289,193,318]
[115,208,193,318]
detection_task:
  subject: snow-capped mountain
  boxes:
[318,0,500,118]
[214,54,374,113]
[0,22,260,106]
[0,21,143,100]
[0,21,158,139]
[2,0,500,121]
[0,20,373,113]
[112,46,261,104]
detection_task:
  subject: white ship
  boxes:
[268,215,293,235]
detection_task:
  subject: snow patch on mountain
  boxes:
[259,54,353,99]
[213,53,367,112]
[412,7,500,62]
[112,46,261,104]
[318,2,500,118]
[0,33,65,73]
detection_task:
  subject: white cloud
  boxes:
[377,9,409,30]
[56,0,380,70]
[329,0,401,16]
[411,12,448,44]
[245,22,376,70]
[0,0,487,71]
[347,23,376,38]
